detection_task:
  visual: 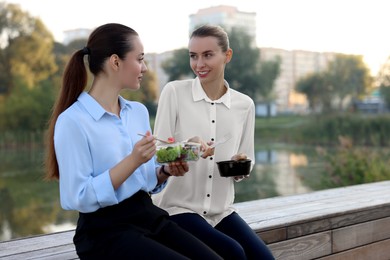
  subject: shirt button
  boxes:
[211,138,214,141]
[211,103,215,105]
[212,120,215,123]
[203,211,207,214]
[210,157,213,160]
[207,194,210,197]
[209,175,212,178]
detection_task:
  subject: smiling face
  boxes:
[118,36,148,90]
[188,36,232,86]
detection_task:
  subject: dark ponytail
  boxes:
[45,49,87,180]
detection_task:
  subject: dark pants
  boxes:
[170,212,275,260]
[73,191,222,260]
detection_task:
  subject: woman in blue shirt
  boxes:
[45,23,221,260]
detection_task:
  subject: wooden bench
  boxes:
[1,180,390,259]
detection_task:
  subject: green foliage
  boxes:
[121,63,159,116]
[0,3,57,94]
[378,56,390,108]
[296,72,332,112]
[0,81,55,131]
[295,54,373,113]
[225,27,260,97]
[316,145,390,189]
[257,56,281,102]
[327,54,373,103]
[161,48,192,81]
[254,114,390,148]
[294,114,390,146]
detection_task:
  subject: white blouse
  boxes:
[152,77,255,226]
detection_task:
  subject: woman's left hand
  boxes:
[166,161,189,176]
[231,153,250,181]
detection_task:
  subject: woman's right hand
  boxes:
[132,131,156,165]
[187,136,214,158]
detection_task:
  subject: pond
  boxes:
[0,143,327,241]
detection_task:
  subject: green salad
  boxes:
[156,143,199,163]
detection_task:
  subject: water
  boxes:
[0,144,325,241]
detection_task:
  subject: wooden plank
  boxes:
[0,244,78,260]
[333,216,390,252]
[238,190,390,223]
[267,231,332,260]
[287,205,390,239]
[236,181,390,214]
[0,231,75,257]
[257,227,286,244]
[318,238,390,260]
[1,181,389,259]
[236,182,390,231]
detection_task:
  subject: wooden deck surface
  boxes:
[1,180,390,259]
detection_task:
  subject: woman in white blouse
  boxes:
[153,25,274,260]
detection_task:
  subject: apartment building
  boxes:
[63,28,92,45]
[260,48,335,113]
[189,5,257,48]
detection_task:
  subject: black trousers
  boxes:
[171,212,275,260]
[74,191,221,260]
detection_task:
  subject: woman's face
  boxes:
[188,36,231,85]
[119,36,148,90]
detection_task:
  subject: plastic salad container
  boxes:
[156,142,200,164]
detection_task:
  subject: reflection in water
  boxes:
[270,152,311,196]
[235,148,316,202]
[43,222,76,233]
[0,145,322,240]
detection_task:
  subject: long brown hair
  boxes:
[45,23,138,180]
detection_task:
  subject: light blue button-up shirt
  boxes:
[54,92,163,213]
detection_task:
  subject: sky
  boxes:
[4,0,390,75]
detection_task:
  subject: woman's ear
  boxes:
[225,48,233,63]
[109,54,120,70]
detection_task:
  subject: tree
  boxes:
[161,48,192,81]
[257,56,281,102]
[378,55,390,108]
[121,65,159,116]
[296,54,372,113]
[327,54,373,110]
[225,27,261,98]
[296,72,332,113]
[0,3,57,94]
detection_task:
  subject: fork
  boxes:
[210,132,233,149]
[137,133,172,144]
[201,133,232,156]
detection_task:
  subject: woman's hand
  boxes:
[166,161,189,176]
[132,131,156,166]
[110,131,156,190]
[188,136,214,158]
[231,153,250,181]
[156,161,189,185]
[231,153,247,161]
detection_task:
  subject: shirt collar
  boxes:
[192,77,231,108]
[78,92,132,121]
